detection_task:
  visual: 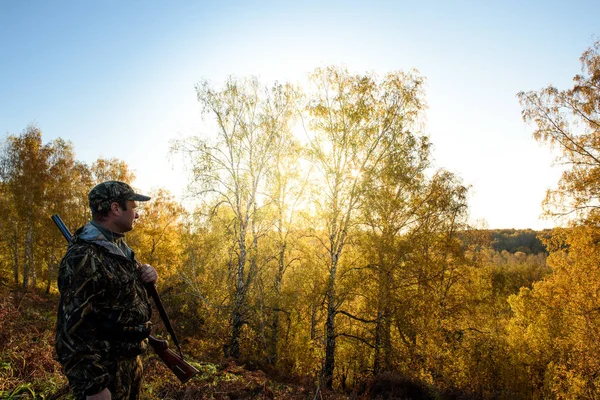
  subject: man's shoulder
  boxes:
[60,238,110,267]
[64,241,95,257]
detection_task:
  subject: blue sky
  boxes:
[1,1,598,229]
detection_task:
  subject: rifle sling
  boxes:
[143,279,185,359]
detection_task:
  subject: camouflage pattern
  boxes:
[88,181,151,213]
[64,356,143,400]
[55,222,152,399]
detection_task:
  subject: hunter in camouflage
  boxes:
[55,181,157,400]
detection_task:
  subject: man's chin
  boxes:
[119,224,133,233]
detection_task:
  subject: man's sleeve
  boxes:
[56,247,112,396]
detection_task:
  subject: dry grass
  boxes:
[0,283,326,399]
[0,283,68,399]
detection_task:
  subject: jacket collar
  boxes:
[77,222,132,260]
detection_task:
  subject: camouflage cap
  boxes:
[88,181,151,213]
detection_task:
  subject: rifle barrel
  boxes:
[51,214,73,244]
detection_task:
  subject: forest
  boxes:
[1,41,599,399]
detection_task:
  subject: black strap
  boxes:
[143,278,185,359]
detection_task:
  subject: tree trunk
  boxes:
[229,274,246,359]
[22,227,33,289]
[228,228,247,359]
[11,234,19,285]
[229,303,243,359]
[323,289,336,389]
[270,308,279,364]
[374,308,384,376]
[45,259,55,294]
[374,260,392,375]
[269,247,285,364]
[323,255,338,389]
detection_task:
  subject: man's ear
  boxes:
[110,202,120,215]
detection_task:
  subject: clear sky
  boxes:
[1,1,598,230]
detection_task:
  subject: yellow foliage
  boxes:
[508,219,600,398]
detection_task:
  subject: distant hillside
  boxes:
[485,228,551,254]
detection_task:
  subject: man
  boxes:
[55,181,158,400]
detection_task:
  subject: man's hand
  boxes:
[86,387,111,400]
[138,263,158,283]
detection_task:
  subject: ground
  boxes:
[0,282,355,400]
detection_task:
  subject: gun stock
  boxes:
[148,336,199,383]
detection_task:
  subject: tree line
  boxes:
[1,41,600,398]
[466,229,550,255]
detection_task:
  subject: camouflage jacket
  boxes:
[55,222,152,396]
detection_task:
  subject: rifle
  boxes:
[51,214,198,383]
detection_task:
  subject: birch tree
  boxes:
[173,77,298,359]
[305,66,426,388]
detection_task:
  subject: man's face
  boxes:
[113,200,139,233]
